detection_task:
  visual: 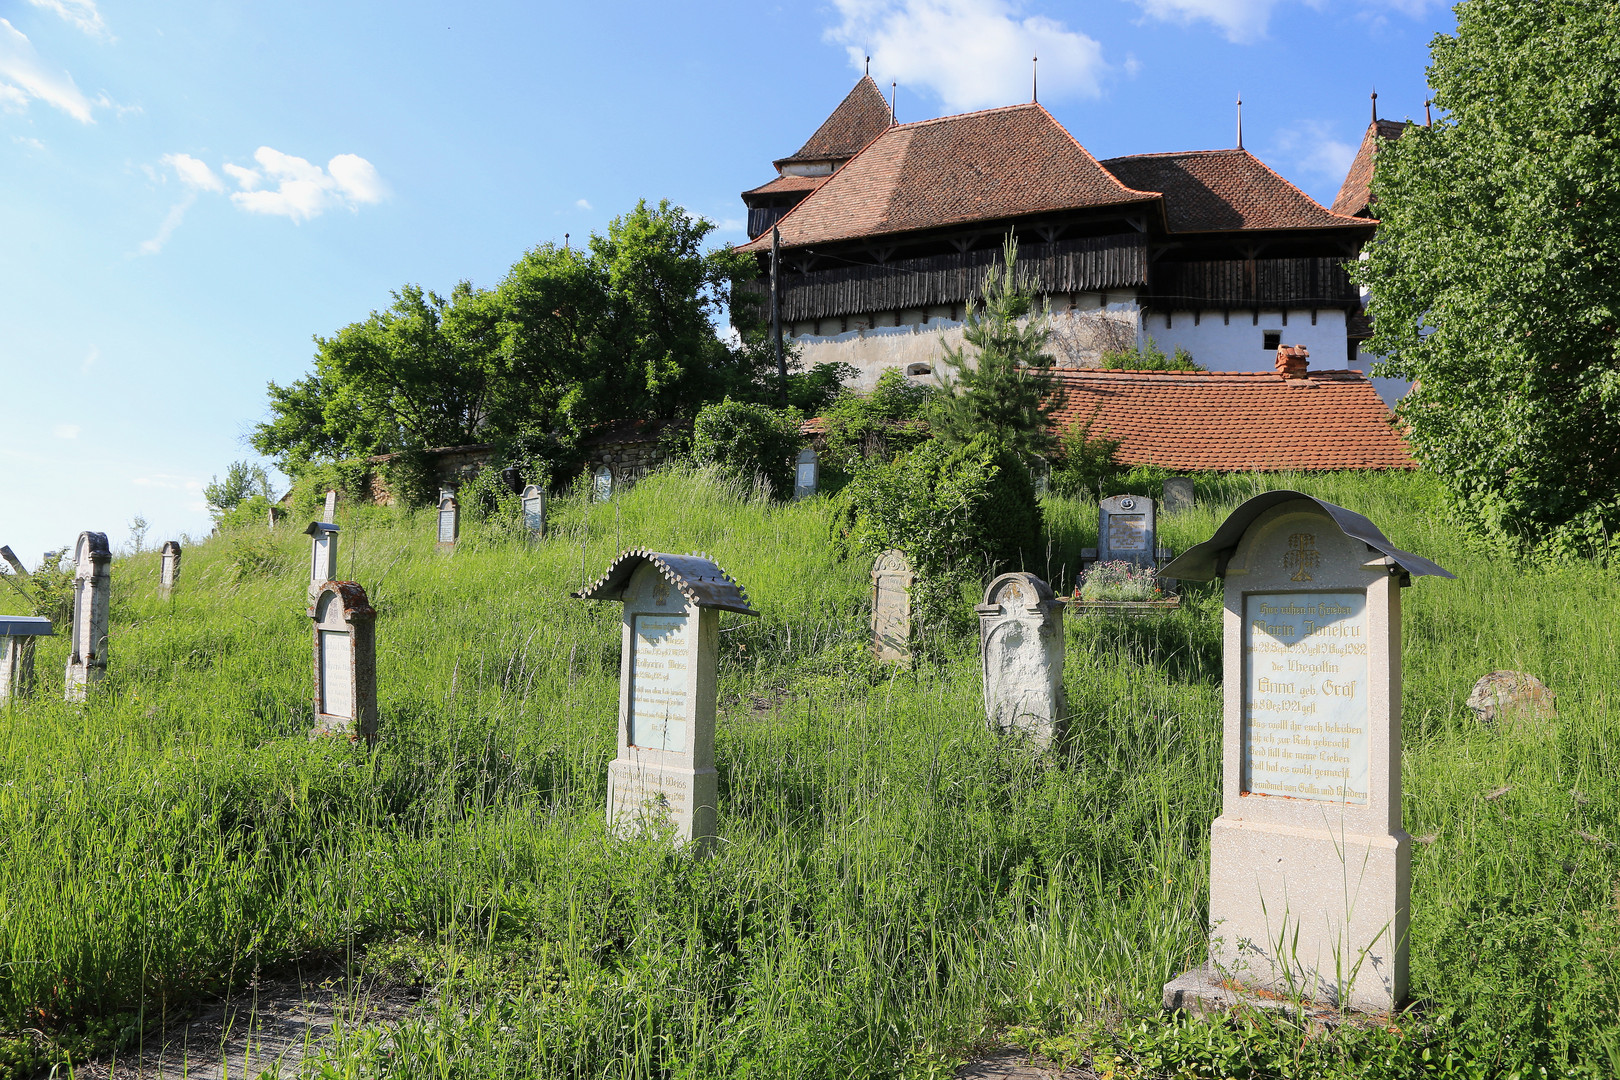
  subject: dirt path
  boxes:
[955,1047,1097,1079]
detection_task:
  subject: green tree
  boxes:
[931,236,1060,462]
[821,368,934,469]
[204,461,274,520]
[691,399,803,497]
[1360,0,1620,558]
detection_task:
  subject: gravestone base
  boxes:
[1208,817,1409,1013]
[310,715,375,741]
[607,758,716,848]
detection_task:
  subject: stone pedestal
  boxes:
[0,616,52,705]
[976,572,1065,747]
[65,531,110,702]
[309,581,378,743]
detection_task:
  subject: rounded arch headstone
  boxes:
[976,572,1065,747]
[593,465,614,502]
[521,483,547,538]
[793,447,819,500]
[871,550,914,663]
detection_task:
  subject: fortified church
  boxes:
[736,77,1400,405]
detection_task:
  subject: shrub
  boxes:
[1050,410,1122,498]
[692,399,803,498]
[820,368,933,469]
[1100,335,1202,371]
[217,494,280,532]
[285,458,372,516]
[223,532,284,583]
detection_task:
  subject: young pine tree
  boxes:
[930,235,1060,462]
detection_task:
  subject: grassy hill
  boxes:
[2,468,1617,1077]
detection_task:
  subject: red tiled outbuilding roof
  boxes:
[740,103,1159,253]
[775,76,893,166]
[1100,149,1368,233]
[1046,368,1412,471]
[742,174,832,198]
[1331,119,1408,218]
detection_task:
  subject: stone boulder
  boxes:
[1466,671,1556,726]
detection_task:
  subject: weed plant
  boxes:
[0,467,1617,1077]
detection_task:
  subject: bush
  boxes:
[223,532,284,583]
[821,368,934,470]
[1050,410,1122,498]
[217,494,280,532]
[285,458,372,517]
[692,399,803,498]
[1100,334,1202,371]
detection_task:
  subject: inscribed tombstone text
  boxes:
[1108,515,1148,552]
[1242,592,1368,804]
[630,613,690,752]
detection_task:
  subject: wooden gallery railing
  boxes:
[1145,257,1359,311]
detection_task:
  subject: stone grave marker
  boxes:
[159,540,182,598]
[521,484,547,538]
[1163,477,1196,515]
[1098,494,1156,567]
[305,521,340,601]
[793,447,819,500]
[323,490,338,521]
[309,581,378,743]
[593,465,614,502]
[871,550,914,663]
[436,493,459,552]
[0,616,52,706]
[976,572,1066,747]
[65,531,111,702]
[575,549,758,847]
[1160,491,1453,1013]
[1466,671,1556,726]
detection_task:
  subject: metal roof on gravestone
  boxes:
[1161,490,1453,582]
[573,550,760,616]
[0,617,53,637]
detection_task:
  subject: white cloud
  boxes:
[227,146,388,222]
[575,197,592,210]
[0,18,95,122]
[1130,0,1439,44]
[138,194,194,255]
[26,0,107,38]
[826,0,1106,111]
[1268,120,1358,183]
[13,134,43,150]
[162,152,223,192]
[53,423,80,439]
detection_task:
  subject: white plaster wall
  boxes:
[1143,309,1352,374]
[1352,346,1414,409]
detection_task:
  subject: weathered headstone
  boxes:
[1160,491,1453,1013]
[0,616,52,706]
[65,530,111,702]
[574,550,758,847]
[521,484,547,538]
[309,581,378,742]
[323,490,338,521]
[1163,477,1196,515]
[593,465,614,502]
[976,572,1066,747]
[794,447,819,500]
[871,549,914,662]
[1098,495,1156,567]
[1466,671,1556,726]
[305,521,340,601]
[436,493,459,552]
[159,540,181,598]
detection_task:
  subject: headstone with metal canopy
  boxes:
[521,484,547,539]
[65,531,111,702]
[309,581,379,743]
[1159,491,1453,1015]
[574,549,759,847]
[0,616,52,706]
[306,520,340,601]
[159,540,182,599]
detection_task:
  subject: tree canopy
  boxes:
[1361,0,1620,558]
[252,200,784,475]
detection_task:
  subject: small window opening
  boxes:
[906,363,932,377]
[1262,331,1281,351]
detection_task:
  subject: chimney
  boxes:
[1275,344,1310,379]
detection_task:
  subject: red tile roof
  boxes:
[742,174,832,198]
[1045,368,1412,471]
[1101,149,1367,233]
[776,76,893,166]
[1331,120,1408,217]
[740,104,1158,253]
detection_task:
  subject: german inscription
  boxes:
[319,629,351,718]
[1108,515,1148,551]
[630,613,689,751]
[1242,591,1368,805]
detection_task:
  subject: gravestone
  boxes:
[1163,477,1196,515]
[159,540,181,598]
[1098,495,1156,567]
[305,521,340,601]
[65,531,111,702]
[575,549,758,847]
[0,616,52,706]
[436,493,459,552]
[976,573,1066,747]
[1160,491,1453,1013]
[871,550,914,663]
[1466,671,1556,726]
[323,490,337,521]
[593,465,614,502]
[793,447,819,500]
[309,581,378,742]
[521,484,547,539]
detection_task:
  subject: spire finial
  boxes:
[1236,96,1243,150]
[564,232,570,250]
[1032,55,1038,103]
[865,55,870,76]
[1424,97,1432,126]
[890,81,896,125]
[1371,88,1378,124]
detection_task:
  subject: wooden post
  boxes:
[771,225,786,405]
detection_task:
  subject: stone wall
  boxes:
[586,439,669,490]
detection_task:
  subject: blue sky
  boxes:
[0,0,1452,565]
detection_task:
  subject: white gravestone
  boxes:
[309,581,378,743]
[871,550,914,663]
[976,573,1066,747]
[159,540,182,599]
[575,550,758,848]
[1098,495,1156,567]
[65,531,111,702]
[1162,477,1195,515]
[793,447,819,500]
[593,465,614,502]
[305,521,340,602]
[323,490,338,522]
[0,616,52,706]
[1160,491,1453,1013]
[521,484,547,538]
[436,494,459,552]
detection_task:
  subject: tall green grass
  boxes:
[1,467,1617,1077]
